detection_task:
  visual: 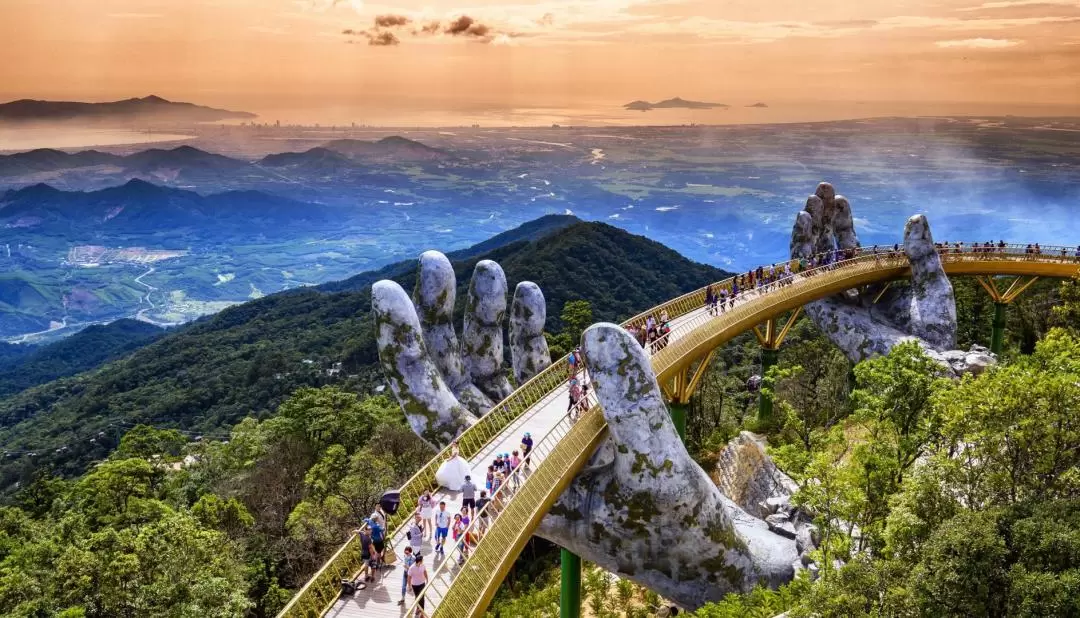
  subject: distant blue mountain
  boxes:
[0,179,331,235]
[0,95,255,123]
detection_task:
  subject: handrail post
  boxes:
[560,548,581,618]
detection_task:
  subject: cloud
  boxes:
[368,31,400,45]
[107,13,162,19]
[444,15,493,38]
[936,37,1023,47]
[375,14,410,28]
[957,0,1080,10]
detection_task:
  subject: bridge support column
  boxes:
[976,275,1039,356]
[667,402,687,442]
[758,347,780,423]
[560,548,581,618]
[991,302,1007,356]
[661,350,715,444]
[753,308,802,424]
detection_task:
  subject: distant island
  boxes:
[0,95,256,124]
[747,102,768,108]
[623,97,729,111]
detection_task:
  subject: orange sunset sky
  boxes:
[2,0,1079,120]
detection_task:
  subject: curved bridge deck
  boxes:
[280,245,1080,618]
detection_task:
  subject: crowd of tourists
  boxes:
[352,425,541,615]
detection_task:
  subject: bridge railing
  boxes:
[405,392,601,617]
[279,240,1080,617]
[275,354,575,617]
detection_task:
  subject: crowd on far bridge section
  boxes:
[624,240,1080,355]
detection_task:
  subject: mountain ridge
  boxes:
[0,95,256,123]
[0,178,329,233]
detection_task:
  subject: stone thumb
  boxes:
[581,323,699,493]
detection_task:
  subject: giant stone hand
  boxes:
[791,182,961,363]
[372,251,551,445]
[537,324,799,609]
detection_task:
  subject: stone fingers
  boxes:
[833,196,858,250]
[902,214,958,350]
[462,260,513,402]
[372,280,477,446]
[413,251,493,414]
[509,282,551,384]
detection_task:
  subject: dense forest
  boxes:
[0,320,163,398]
[0,218,727,494]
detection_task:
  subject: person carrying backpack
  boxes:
[475,489,492,535]
[407,513,424,556]
[365,517,385,569]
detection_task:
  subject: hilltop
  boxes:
[0,95,255,123]
[0,218,728,491]
[624,97,729,111]
[322,135,451,161]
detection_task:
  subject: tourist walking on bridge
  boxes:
[434,502,450,557]
[407,554,428,617]
[418,491,434,540]
[397,546,415,606]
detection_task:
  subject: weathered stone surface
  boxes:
[796,525,820,556]
[372,280,477,445]
[537,324,797,609]
[462,260,513,403]
[789,182,975,373]
[509,281,551,384]
[413,251,493,414]
[713,432,799,521]
[899,215,957,350]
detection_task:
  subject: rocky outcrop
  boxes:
[509,282,552,384]
[712,432,819,571]
[462,260,514,403]
[536,324,798,608]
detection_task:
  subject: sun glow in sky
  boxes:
[1,0,1078,120]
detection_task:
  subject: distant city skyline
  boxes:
[2,0,1079,123]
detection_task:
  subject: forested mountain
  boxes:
[0,320,163,398]
[0,219,728,493]
[0,179,330,235]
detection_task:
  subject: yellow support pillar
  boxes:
[975,275,1039,355]
[753,307,802,424]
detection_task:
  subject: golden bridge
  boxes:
[278,244,1080,618]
